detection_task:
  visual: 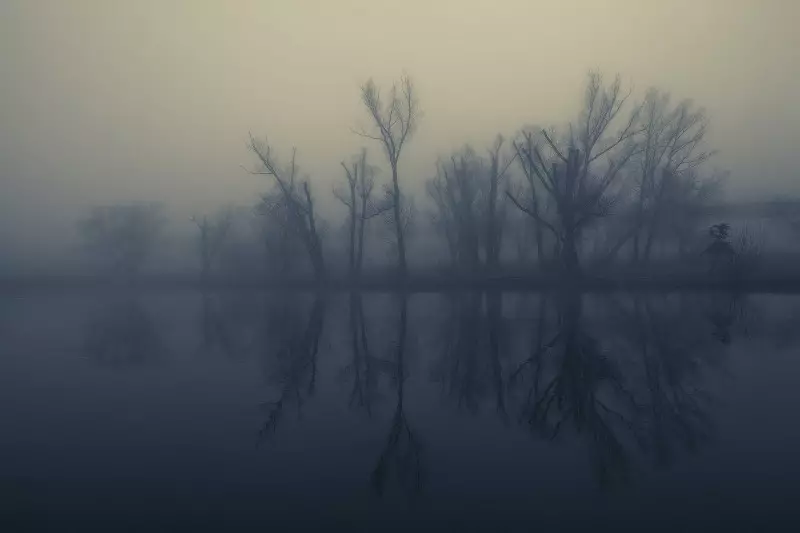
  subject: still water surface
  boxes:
[1,289,799,531]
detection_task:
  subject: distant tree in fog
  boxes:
[355,75,420,278]
[77,203,166,279]
[629,90,717,264]
[427,136,515,275]
[191,208,232,282]
[335,148,392,279]
[245,135,326,281]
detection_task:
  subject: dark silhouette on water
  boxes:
[220,288,756,493]
[256,295,326,443]
[369,295,425,498]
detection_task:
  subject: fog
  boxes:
[1,0,798,272]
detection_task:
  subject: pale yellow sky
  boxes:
[1,0,798,257]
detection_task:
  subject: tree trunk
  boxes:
[347,182,357,279]
[391,163,407,278]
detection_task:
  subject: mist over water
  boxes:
[2,289,799,530]
[3,1,800,530]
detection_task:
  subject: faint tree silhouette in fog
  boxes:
[508,72,643,276]
[335,149,393,279]
[485,137,516,275]
[730,224,763,280]
[355,75,420,278]
[427,138,515,276]
[245,136,326,281]
[703,222,736,275]
[252,191,304,278]
[628,90,717,265]
[77,203,166,280]
[191,208,232,282]
[428,147,483,274]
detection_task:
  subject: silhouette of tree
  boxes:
[340,292,388,415]
[629,90,716,265]
[191,208,232,283]
[335,149,392,280]
[509,291,638,488]
[245,136,326,282]
[77,203,166,280]
[355,75,420,278]
[427,138,515,276]
[257,295,326,443]
[703,222,736,275]
[508,72,643,277]
[370,296,424,498]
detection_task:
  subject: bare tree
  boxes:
[507,72,643,276]
[245,135,326,281]
[485,135,516,274]
[427,137,514,276]
[335,149,392,279]
[630,90,715,265]
[427,146,483,275]
[355,75,420,278]
[77,203,166,279]
[191,208,232,282]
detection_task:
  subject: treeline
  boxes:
[76,71,776,285]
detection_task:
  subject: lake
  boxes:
[1,289,799,531]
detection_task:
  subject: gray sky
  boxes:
[1,0,798,264]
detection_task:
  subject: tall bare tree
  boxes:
[245,134,326,281]
[355,75,420,278]
[427,138,515,276]
[630,90,715,264]
[485,135,516,274]
[427,146,483,275]
[78,203,166,280]
[335,149,392,279]
[508,72,643,276]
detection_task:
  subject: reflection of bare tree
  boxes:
[486,291,508,418]
[510,291,638,488]
[340,292,389,416]
[430,291,508,417]
[608,293,738,468]
[370,296,424,498]
[257,295,326,443]
[430,292,484,412]
[84,296,163,366]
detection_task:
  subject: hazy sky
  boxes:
[1,0,798,263]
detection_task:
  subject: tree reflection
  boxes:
[340,291,387,416]
[257,294,326,443]
[242,288,752,491]
[430,291,508,417]
[370,295,425,498]
[510,290,638,488]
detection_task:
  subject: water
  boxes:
[1,289,799,531]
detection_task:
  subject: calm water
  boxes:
[1,289,799,531]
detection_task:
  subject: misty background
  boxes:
[1,0,798,273]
